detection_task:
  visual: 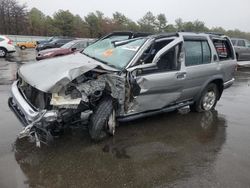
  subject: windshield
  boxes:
[83,38,146,69]
[61,41,75,49]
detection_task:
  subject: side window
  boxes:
[184,41,202,66]
[213,39,234,60]
[139,40,172,65]
[0,37,4,42]
[79,41,88,48]
[237,40,246,47]
[184,40,211,66]
[231,40,236,46]
[245,40,250,48]
[73,43,81,49]
[156,45,181,71]
[202,41,211,64]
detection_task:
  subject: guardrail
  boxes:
[5,35,50,45]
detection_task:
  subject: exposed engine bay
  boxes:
[17,70,126,147]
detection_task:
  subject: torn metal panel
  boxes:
[18,53,119,93]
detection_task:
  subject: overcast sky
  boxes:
[19,0,250,32]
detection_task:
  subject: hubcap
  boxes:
[0,49,5,57]
[202,91,216,111]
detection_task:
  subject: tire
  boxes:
[89,96,116,141]
[190,83,218,112]
[20,46,26,50]
[0,47,7,58]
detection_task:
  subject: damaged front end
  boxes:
[9,69,125,147]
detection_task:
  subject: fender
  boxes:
[194,75,224,102]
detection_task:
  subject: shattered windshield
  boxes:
[82,38,146,69]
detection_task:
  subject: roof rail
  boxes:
[154,32,179,39]
[204,32,224,36]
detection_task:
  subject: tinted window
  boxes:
[231,40,236,46]
[184,40,211,66]
[213,39,234,60]
[238,40,246,47]
[245,40,250,47]
[79,41,88,48]
[184,41,202,66]
[202,41,211,63]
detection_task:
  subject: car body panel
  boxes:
[18,53,119,93]
[17,41,37,48]
[0,35,16,53]
[231,38,250,61]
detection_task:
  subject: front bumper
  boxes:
[8,81,40,126]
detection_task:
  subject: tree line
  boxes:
[1,0,250,40]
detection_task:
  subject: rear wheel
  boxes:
[89,96,116,141]
[0,48,7,58]
[20,45,26,50]
[190,83,218,112]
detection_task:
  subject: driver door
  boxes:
[126,38,186,114]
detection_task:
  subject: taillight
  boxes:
[8,39,13,45]
[5,36,13,45]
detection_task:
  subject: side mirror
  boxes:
[71,47,77,51]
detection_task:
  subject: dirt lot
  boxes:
[0,50,250,188]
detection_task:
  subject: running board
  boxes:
[117,101,193,122]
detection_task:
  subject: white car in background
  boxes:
[0,35,16,57]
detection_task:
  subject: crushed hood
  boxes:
[18,53,119,93]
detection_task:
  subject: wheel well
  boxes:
[211,79,223,100]
[0,47,7,51]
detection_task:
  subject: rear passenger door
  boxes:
[213,37,236,83]
[180,37,218,101]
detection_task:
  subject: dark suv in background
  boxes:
[36,38,75,51]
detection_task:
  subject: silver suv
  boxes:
[9,32,237,146]
[231,38,250,61]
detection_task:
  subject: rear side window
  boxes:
[231,40,236,46]
[213,39,234,60]
[237,40,245,47]
[184,40,211,66]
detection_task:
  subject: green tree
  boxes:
[138,11,156,33]
[112,12,139,31]
[85,11,104,37]
[155,13,168,33]
[53,10,75,36]
[28,8,46,35]
[175,18,184,31]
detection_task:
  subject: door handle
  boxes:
[176,72,186,79]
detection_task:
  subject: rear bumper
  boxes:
[223,78,235,89]
[8,81,40,126]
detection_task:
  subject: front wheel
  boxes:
[89,97,117,141]
[0,48,7,58]
[190,83,218,112]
